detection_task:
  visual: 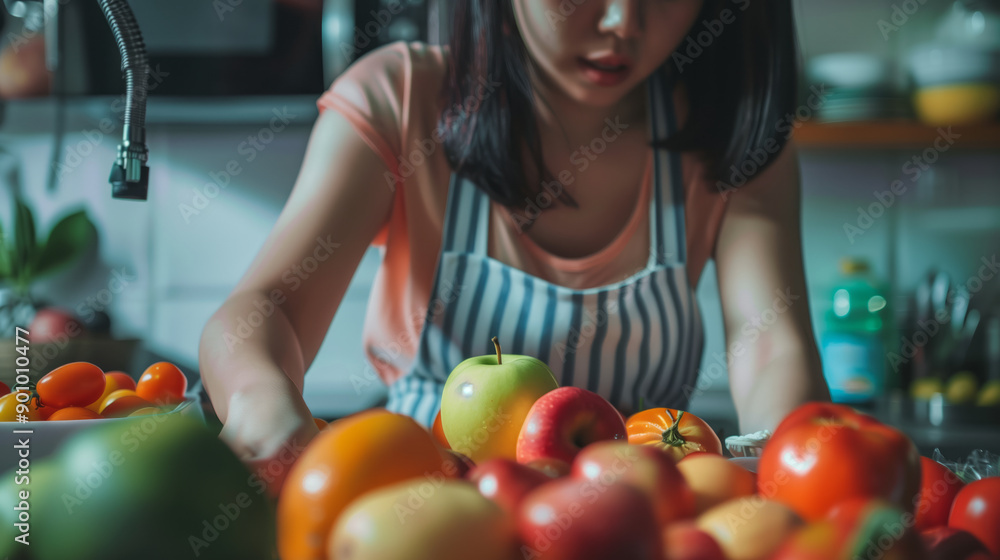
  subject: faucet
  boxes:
[98,0,149,201]
[2,0,150,200]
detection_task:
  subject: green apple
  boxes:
[329,480,519,560]
[441,337,558,463]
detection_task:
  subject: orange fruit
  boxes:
[277,409,457,560]
[99,389,153,418]
[48,407,103,421]
[432,410,450,449]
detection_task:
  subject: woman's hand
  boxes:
[218,383,319,498]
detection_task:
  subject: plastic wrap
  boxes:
[931,448,1000,482]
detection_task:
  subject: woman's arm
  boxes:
[714,141,831,434]
[198,107,395,463]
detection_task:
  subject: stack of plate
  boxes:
[807,53,913,123]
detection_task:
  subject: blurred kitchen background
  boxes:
[0,0,998,455]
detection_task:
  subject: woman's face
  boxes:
[512,0,704,108]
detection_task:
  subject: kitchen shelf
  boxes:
[795,121,1000,149]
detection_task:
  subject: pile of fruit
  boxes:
[0,361,189,421]
[276,338,1000,560]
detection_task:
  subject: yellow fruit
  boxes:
[945,372,979,405]
[977,380,1000,407]
[914,83,1000,125]
[911,378,944,400]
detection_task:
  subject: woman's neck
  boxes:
[529,65,648,150]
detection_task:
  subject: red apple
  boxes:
[27,307,86,344]
[664,522,726,560]
[571,441,695,526]
[516,387,627,465]
[469,458,552,514]
[518,478,664,560]
[526,458,572,479]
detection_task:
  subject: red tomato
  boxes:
[135,362,188,405]
[757,402,921,521]
[914,457,965,531]
[48,407,103,421]
[0,381,9,395]
[99,389,153,418]
[949,477,1000,557]
[36,362,106,409]
[106,371,137,392]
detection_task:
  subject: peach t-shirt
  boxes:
[318,41,729,387]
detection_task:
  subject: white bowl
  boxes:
[808,53,893,91]
[0,397,204,474]
[909,43,1000,87]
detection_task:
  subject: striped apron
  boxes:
[386,65,704,428]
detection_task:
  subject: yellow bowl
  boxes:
[914,83,1000,125]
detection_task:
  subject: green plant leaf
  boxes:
[13,197,36,283]
[33,210,96,279]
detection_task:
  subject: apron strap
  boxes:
[442,173,490,255]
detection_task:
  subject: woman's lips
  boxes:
[577,56,632,87]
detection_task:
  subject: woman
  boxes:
[199,0,830,473]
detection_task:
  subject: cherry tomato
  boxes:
[106,371,136,392]
[99,389,153,418]
[949,477,1000,557]
[0,381,9,395]
[0,391,42,422]
[86,374,123,412]
[36,362,106,409]
[48,407,103,421]
[135,362,187,405]
[914,456,965,531]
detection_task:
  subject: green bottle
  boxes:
[820,259,892,403]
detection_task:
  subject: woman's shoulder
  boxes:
[325,41,447,103]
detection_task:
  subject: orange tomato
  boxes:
[106,371,137,392]
[99,389,153,418]
[677,454,757,514]
[625,408,723,462]
[431,409,450,449]
[85,373,128,412]
[278,409,457,560]
[313,417,328,430]
[48,407,103,421]
[0,391,42,422]
[136,362,187,405]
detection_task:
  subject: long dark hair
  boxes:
[439,0,799,209]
